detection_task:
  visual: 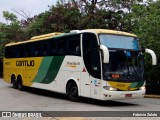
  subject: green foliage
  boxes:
[25,0,140,36]
[131,0,160,82]
[25,12,51,38]
[3,11,17,23]
[0,12,25,57]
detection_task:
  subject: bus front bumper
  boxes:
[101,89,145,100]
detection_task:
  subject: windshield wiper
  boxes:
[131,65,140,81]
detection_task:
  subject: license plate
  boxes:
[125,94,132,98]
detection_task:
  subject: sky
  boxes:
[0,0,56,23]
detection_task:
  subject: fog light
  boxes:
[103,86,117,91]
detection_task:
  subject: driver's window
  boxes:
[82,33,101,79]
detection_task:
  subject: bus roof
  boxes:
[5,32,64,46]
[81,29,137,37]
[5,29,137,47]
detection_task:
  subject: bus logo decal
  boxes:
[16,60,34,67]
[66,61,80,68]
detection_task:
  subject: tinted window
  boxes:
[31,42,42,56]
[50,39,58,55]
[5,45,24,58]
[42,40,50,56]
[57,38,66,55]
[24,44,31,57]
[82,33,101,78]
[19,45,25,57]
[90,50,101,78]
[5,34,81,58]
[66,35,81,56]
[83,33,98,56]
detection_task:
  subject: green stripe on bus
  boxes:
[40,56,65,84]
[136,81,144,88]
[32,56,65,84]
[33,57,53,83]
[129,82,138,88]
[129,81,144,88]
[32,57,53,83]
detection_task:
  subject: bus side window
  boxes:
[19,45,25,58]
[6,46,19,58]
[24,44,31,57]
[50,39,58,55]
[31,42,42,57]
[42,41,50,56]
[7,46,19,58]
[15,45,24,58]
[11,46,17,58]
[57,39,65,55]
[4,47,9,58]
[66,35,81,56]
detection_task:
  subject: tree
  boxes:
[3,11,17,24]
[24,0,82,38]
[0,11,26,56]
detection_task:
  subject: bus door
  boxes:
[81,33,101,99]
[89,50,101,99]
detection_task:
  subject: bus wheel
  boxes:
[67,82,79,101]
[17,76,24,91]
[11,76,17,89]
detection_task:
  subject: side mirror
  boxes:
[145,48,157,65]
[100,45,109,63]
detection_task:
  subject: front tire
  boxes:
[67,82,79,101]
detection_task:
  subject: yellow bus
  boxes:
[3,29,157,101]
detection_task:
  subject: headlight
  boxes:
[103,86,117,91]
[139,86,145,90]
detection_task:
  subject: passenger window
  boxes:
[42,41,50,56]
[57,39,65,55]
[19,45,25,58]
[4,47,10,58]
[24,44,31,57]
[67,35,81,56]
[31,42,42,56]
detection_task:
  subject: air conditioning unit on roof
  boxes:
[70,30,80,33]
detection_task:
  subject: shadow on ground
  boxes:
[9,86,139,107]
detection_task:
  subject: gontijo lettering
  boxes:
[16,60,34,67]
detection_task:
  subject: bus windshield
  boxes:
[99,34,144,82]
[103,50,144,82]
[99,34,139,50]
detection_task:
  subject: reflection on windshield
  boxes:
[99,34,139,50]
[103,50,144,82]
